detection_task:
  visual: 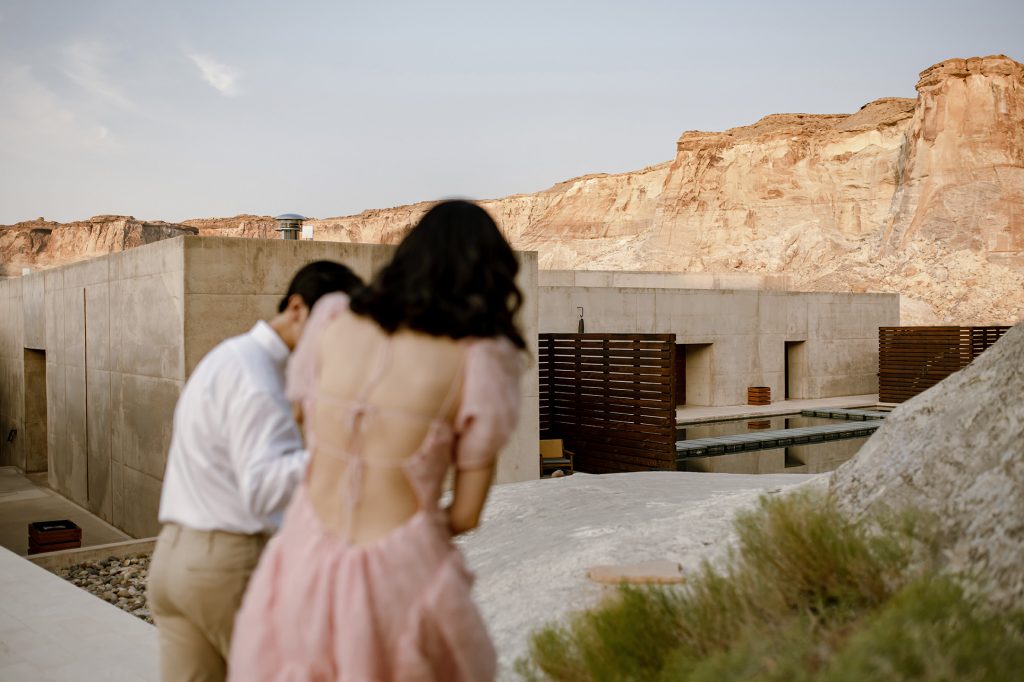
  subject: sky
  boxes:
[0,0,1021,224]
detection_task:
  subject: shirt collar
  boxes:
[250,320,290,366]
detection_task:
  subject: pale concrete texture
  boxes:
[540,276,898,406]
[539,269,794,291]
[30,240,186,537]
[0,277,27,472]
[0,544,157,681]
[460,471,819,678]
[0,467,129,557]
[0,236,541,537]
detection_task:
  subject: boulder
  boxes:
[830,323,1024,607]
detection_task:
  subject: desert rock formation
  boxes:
[307,55,1024,325]
[180,214,278,240]
[0,216,196,277]
[831,322,1024,608]
[3,55,1022,324]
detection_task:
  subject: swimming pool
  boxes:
[676,413,878,474]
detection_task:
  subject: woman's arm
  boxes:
[448,338,521,535]
[446,465,494,535]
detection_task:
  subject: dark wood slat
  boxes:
[878,326,1008,404]
[540,332,677,473]
[551,369,672,385]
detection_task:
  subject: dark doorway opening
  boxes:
[674,344,686,405]
[23,349,47,473]
[785,341,806,400]
[676,343,713,406]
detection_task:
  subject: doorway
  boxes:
[23,349,47,473]
[785,341,806,401]
[683,343,713,406]
[674,344,686,405]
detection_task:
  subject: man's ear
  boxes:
[285,294,307,317]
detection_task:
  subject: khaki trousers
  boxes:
[147,524,269,682]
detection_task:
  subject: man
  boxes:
[148,260,362,682]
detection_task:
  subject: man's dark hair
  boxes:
[350,200,525,349]
[278,260,363,313]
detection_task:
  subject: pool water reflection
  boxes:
[676,414,872,475]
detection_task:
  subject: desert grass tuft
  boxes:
[518,490,1024,681]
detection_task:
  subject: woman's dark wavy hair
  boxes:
[350,200,525,349]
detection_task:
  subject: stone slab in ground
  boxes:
[587,559,685,585]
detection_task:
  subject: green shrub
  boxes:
[518,490,1024,681]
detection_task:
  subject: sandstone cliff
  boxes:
[305,55,1024,325]
[3,55,1022,325]
[180,214,278,239]
[0,216,197,277]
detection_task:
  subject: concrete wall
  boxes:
[540,269,794,291]
[540,286,898,406]
[0,278,26,470]
[41,240,186,537]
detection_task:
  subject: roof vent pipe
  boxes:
[274,213,305,240]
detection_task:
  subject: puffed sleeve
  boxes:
[285,292,350,403]
[453,337,523,471]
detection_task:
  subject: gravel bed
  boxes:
[59,554,153,623]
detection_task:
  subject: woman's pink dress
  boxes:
[228,294,520,682]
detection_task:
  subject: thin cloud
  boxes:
[63,41,134,109]
[0,62,114,157]
[186,52,240,96]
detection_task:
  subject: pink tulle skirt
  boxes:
[228,487,496,681]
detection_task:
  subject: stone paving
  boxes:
[0,467,129,557]
[0,545,157,681]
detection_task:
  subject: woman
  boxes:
[228,200,524,681]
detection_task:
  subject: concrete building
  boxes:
[1,247,897,537]
[539,270,899,406]
[0,237,540,538]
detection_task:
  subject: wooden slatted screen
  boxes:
[538,333,677,473]
[878,326,1011,403]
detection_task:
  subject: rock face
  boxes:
[0,215,197,276]
[181,214,278,239]
[4,56,1022,324]
[830,322,1024,608]
[308,55,1024,325]
[881,57,1024,268]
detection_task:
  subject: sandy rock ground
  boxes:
[457,471,820,678]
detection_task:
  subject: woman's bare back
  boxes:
[305,310,465,544]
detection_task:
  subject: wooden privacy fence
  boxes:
[539,333,677,473]
[878,326,1011,403]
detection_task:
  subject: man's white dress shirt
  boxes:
[158,321,308,534]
